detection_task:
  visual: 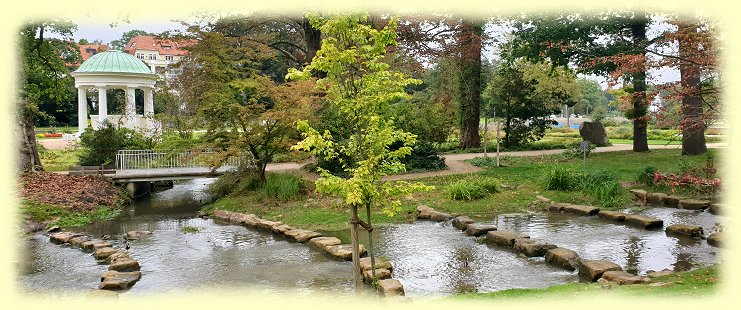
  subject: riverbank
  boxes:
[205,149,722,232]
[19,172,127,231]
[456,264,719,299]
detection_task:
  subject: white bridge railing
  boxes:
[115,149,253,172]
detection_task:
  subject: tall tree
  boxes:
[288,13,431,291]
[18,20,80,172]
[456,19,483,149]
[512,11,653,152]
[575,78,607,116]
[110,29,150,49]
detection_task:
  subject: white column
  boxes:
[77,87,87,136]
[97,86,107,127]
[125,87,136,129]
[143,87,154,117]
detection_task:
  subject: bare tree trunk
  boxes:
[19,106,42,173]
[631,15,650,152]
[457,20,482,149]
[678,22,706,155]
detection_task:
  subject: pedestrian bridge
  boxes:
[112,149,251,182]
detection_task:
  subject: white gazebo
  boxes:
[71,50,159,136]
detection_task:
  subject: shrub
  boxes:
[401,144,447,172]
[543,166,581,191]
[78,122,156,166]
[637,166,657,186]
[207,170,261,198]
[447,176,499,200]
[543,166,627,208]
[262,172,304,200]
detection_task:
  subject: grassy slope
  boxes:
[457,265,719,299]
[207,149,719,231]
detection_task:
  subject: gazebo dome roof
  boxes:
[74,50,153,75]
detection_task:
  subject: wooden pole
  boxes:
[496,118,501,167]
[483,117,488,159]
[350,204,362,292]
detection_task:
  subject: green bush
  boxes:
[262,173,304,200]
[78,122,156,166]
[637,166,657,186]
[401,144,447,173]
[207,170,261,198]
[543,166,582,191]
[543,166,627,208]
[448,176,500,200]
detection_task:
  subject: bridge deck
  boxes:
[113,166,236,182]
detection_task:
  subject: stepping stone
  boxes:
[212,210,235,221]
[536,195,551,204]
[678,199,710,210]
[363,268,392,283]
[359,257,393,271]
[93,247,118,260]
[271,224,293,234]
[630,189,647,200]
[646,192,668,205]
[665,224,704,238]
[707,233,722,247]
[663,195,681,207]
[429,211,453,222]
[416,205,434,219]
[624,214,663,229]
[81,240,109,251]
[465,224,497,237]
[125,230,152,240]
[548,202,570,212]
[50,232,84,244]
[563,204,600,216]
[255,219,284,231]
[376,279,405,296]
[105,252,130,264]
[545,247,581,271]
[68,235,91,247]
[284,229,321,243]
[513,239,557,257]
[486,230,529,247]
[99,271,142,290]
[600,270,649,284]
[709,203,722,215]
[452,216,475,230]
[91,241,113,251]
[325,244,367,261]
[646,269,674,278]
[579,260,622,282]
[108,257,140,272]
[307,237,342,251]
[597,210,626,222]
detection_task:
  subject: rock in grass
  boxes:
[416,205,434,219]
[665,224,704,238]
[536,195,552,204]
[513,239,557,257]
[563,204,600,216]
[600,270,649,284]
[376,279,405,296]
[486,230,529,247]
[452,216,475,230]
[707,233,722,247]
[709,203,722,215]
[271,224,293,234]
[359,257,393,271]
[646,269,673,278]
[597,210,627,222]
[548,202,571,212]
[93,247,119,260]
[307,237,342,251]
[545,248,581,271]
[284,229,322,243]
[646,192,668,205]
[678,199,710,210]
[630,189,647,200]
[326,244,367,261]
[465,224,497,237]
[624,214,663,229]
[663,195,681,207]
[579,260,622,282]
[212,210,235,221]
[363,268,392,283]
[108,257,140,272]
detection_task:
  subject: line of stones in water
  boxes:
[415,204,709,286]
[535,194,723,247]
[47,230,147,291]
[210,210,404,297]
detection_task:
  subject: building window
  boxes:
[162,45,172,50]
[165,55,173,61]
[86,48,97,55]
[130,42,136,48]
[148,54,157,60]
[136,53,144,59]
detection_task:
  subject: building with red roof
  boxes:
[79,44,109,61]
[123,35,191,81]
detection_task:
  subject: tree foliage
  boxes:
[110,29,150,50]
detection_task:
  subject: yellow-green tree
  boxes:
[288,13,431,291]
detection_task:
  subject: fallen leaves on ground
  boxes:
[19,172,123,211]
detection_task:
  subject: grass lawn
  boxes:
[21,199,122,228]
[456,264,719,299]
[39,148,82,172]
[206,149,721,231]
[611,139,682,145]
